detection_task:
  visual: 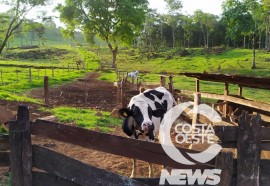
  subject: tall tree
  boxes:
[221,0,254,47]
[164,0,182,48]
[0,0,49,54]
[263,0,270,50]
[57,0,148,67]
[182,15,196,48]
[193,10,218,48]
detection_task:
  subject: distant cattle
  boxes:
[119,86,176,178]
[127,71,139,79]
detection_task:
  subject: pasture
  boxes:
[1,45,270,185]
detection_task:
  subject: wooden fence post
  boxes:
[168,76,174,95]
[84,80,88,105]
[238,85,243,97]
[44,76,49,106]
[9,106,32,186]
[136,77,139,91]
[195,78,200,92]
[29,68,32,81]
[192,93,201,125]
[1,69,3,85]
[215,151,234,186]
[160,75,166,87]
[121,79,126,107]
[237,112,261,186]
[16,69,18,83]
[223,83,229,118]
[52,67,54,77]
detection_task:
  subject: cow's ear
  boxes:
[152,109,165,118]
[119,108,133,117]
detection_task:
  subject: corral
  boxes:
[1,66,270,185]
[1,70,270,185]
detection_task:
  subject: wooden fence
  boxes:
[1,106,270,185]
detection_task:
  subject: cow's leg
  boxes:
[148,162,153,178]
[130,158,137,178]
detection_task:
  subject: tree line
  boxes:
[1,0,270,67]
[139,0,270,51]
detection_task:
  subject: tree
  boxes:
[182,15,196,48]
[0,0,49,54]
[263,0,270,50]
[222,0,254,48]
[57,0,148,67]
[193,10,218,48]
[24,21,45,46]
[164,0,182,48]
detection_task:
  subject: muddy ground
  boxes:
[0,72,164,182]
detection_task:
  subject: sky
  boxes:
[149,0,223,15]
[0,0,224,26]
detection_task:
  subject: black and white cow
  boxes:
[119,87,176,178]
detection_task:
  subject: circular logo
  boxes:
[159,102,222,165]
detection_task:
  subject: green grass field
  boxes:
[0,46,99,102]
[50,107,121,132]
[98,47,270,103]
[1,45,270,135]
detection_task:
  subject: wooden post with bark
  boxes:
[52,67,54,77]
[238,85,243,97]
[9,106,32,186]
[168,76,174,95]
[29,68,32,81]
[121,79,126,108]
[16,69,18,83]
[223,83,229,118]
[160,75,166,87]
[44,76,49,106]
[192,79,201,125]
[237,112,261,186]
[1,69,3,85]
[215,151,233,186]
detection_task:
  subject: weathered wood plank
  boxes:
[31,119,214,169]
[0,151,10,166]
[0,134,9,151]
[32,171,80,186]
[9,106,32,186]
[215,151,233,186]
[260,159,270,186]
[214,125,270,142]
[32,145,148,186]
[237,113,261,186]
[179,73,270,90]
[200,92,270,113]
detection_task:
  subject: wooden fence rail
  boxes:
[1,106,270,185]
[31,119,213,169]
[33,145,147,186]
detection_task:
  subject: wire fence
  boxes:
[0,64,89,86]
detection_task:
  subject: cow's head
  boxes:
[119,101,165,140]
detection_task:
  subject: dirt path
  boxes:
[30,72,118,111]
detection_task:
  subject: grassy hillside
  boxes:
[7,26,86,47]
[99,47,270,103]
[0,46,99,102]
